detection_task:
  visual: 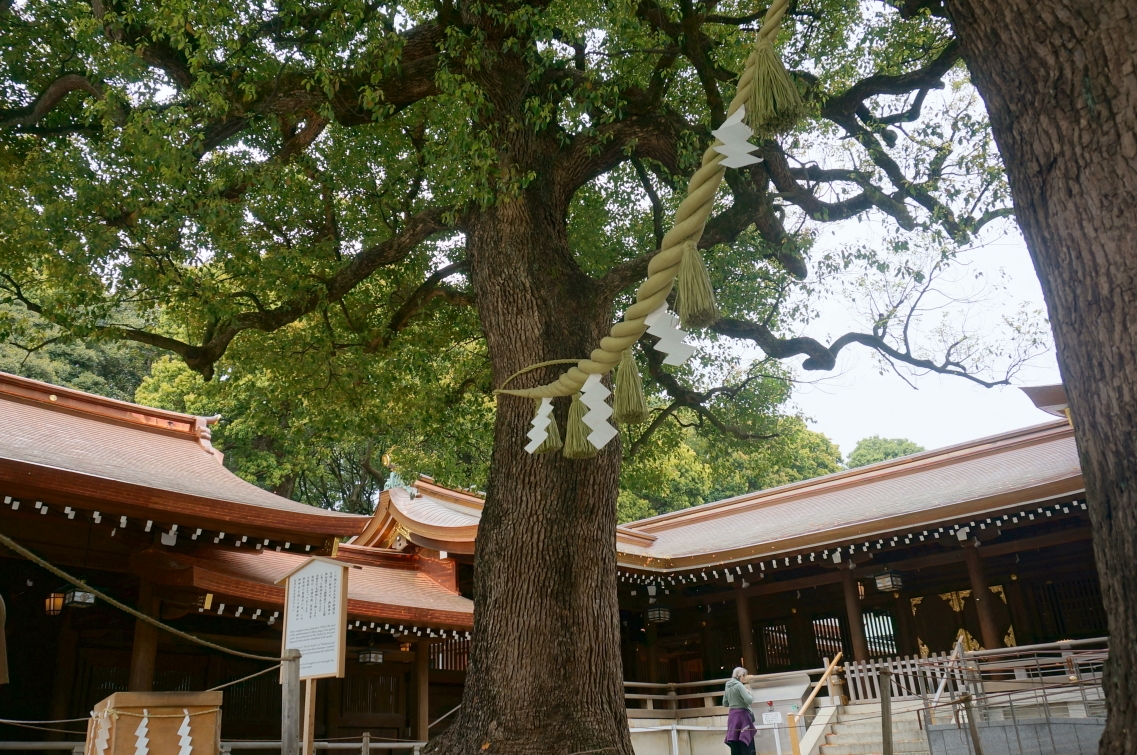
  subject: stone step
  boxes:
[831,721,922,735]
[820,738,929,755]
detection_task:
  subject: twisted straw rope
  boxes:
[496,0,791,399]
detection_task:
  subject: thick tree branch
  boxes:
[0,74,103,128]
[711,316,1011,387]
[371,260,474,350]
[630,338,779,454]
[104,208,450,378]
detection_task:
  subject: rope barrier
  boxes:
[208,664,282,691]
[0,529,281,662]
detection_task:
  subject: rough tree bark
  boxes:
[942,3,1137,752]
[434,189,630,755]
[423,38,631,751]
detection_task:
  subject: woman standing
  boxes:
[723,666,755,755]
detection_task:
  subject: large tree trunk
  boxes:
[425,155,633,754]
[942,3,1137,752]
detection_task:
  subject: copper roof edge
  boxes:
[616,478,1086,572]
[0,370,214,439]
[622,419,1074,534]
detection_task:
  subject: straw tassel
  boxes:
[613,349,650,425]
[534,399,563,454]
[746,37,806,137]
[562,393,598,459]
[675,240,719,329]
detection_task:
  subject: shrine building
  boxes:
[0,373,1103,744]
[0,372,472,743]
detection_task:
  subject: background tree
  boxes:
[846,435,925,468]
[0,2,1050,753]
[896,2,1137,750]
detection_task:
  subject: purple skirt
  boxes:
[725,707,756,747]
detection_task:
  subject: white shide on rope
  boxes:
[133,710,150,755]
[580,373,618,449]
[711,105,763,168]
[644,304,696,366]
[524,397,555,454]
[177,710,193,755]
[93,712,111,755]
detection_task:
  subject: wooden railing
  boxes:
[623,667,828,719]
[788,652,842,755]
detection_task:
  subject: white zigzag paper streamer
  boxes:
[644,304,696,366]
[524,397,554,454]
[93,712,110,755]
[711,105,763,169]
[177,709,193,755]
[134,710,150,755]
[580,374,618,449]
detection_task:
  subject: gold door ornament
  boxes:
[939,590,972,613]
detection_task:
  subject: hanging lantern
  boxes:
[874,570,903,592]
[64,588,96,607]
[646,607,671,623]
[358,648,384,665]
[45,592,65,616]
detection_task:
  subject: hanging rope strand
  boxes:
[0,529,281,662]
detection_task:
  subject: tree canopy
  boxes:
[0,1,1059,752]
[846,434,925,468]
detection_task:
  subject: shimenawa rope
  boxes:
[494,0,800,404]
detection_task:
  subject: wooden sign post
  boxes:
[278,557,349,755]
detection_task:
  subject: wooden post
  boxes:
[841,568,870,662]
[735,588,757,672]
[963,543,1003,650]
[645,617,659,683]
[281,648,302,755]
[960,693,986,755]
[880,668,894,755]
[303,678,317,755]
[892,591,916,656]
[128,579,160,691]
[361,731,370,755]
[47,611,79,739]
[416,639,430,741]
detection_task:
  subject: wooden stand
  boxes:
[85,691,222,755]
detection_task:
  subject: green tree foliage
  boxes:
[846,435,925,468]
[0,305,159,401]
[618,416,842,522]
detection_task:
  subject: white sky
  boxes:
[784,221,1063,458]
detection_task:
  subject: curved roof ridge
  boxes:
[623,419,1072,533]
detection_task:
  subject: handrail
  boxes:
[788,652,842,755]
[932,639,964,708]
[622,666,828,691]
[429,704,462,729]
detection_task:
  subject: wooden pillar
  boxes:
[963,543,1003,649]
[841,568,870,663]
[644,618,659,683]
[47,612,79,739]
[1005,575,1032,645]
[789,607,813,669]
[892,591,916,656]
[0,593,8,685]
[128,580,159,691]
[735,589,757,672]
[302,679,317,755]
[415,639,430,741]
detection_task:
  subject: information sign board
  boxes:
[762,711,783,725]
[279,556,348,679]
